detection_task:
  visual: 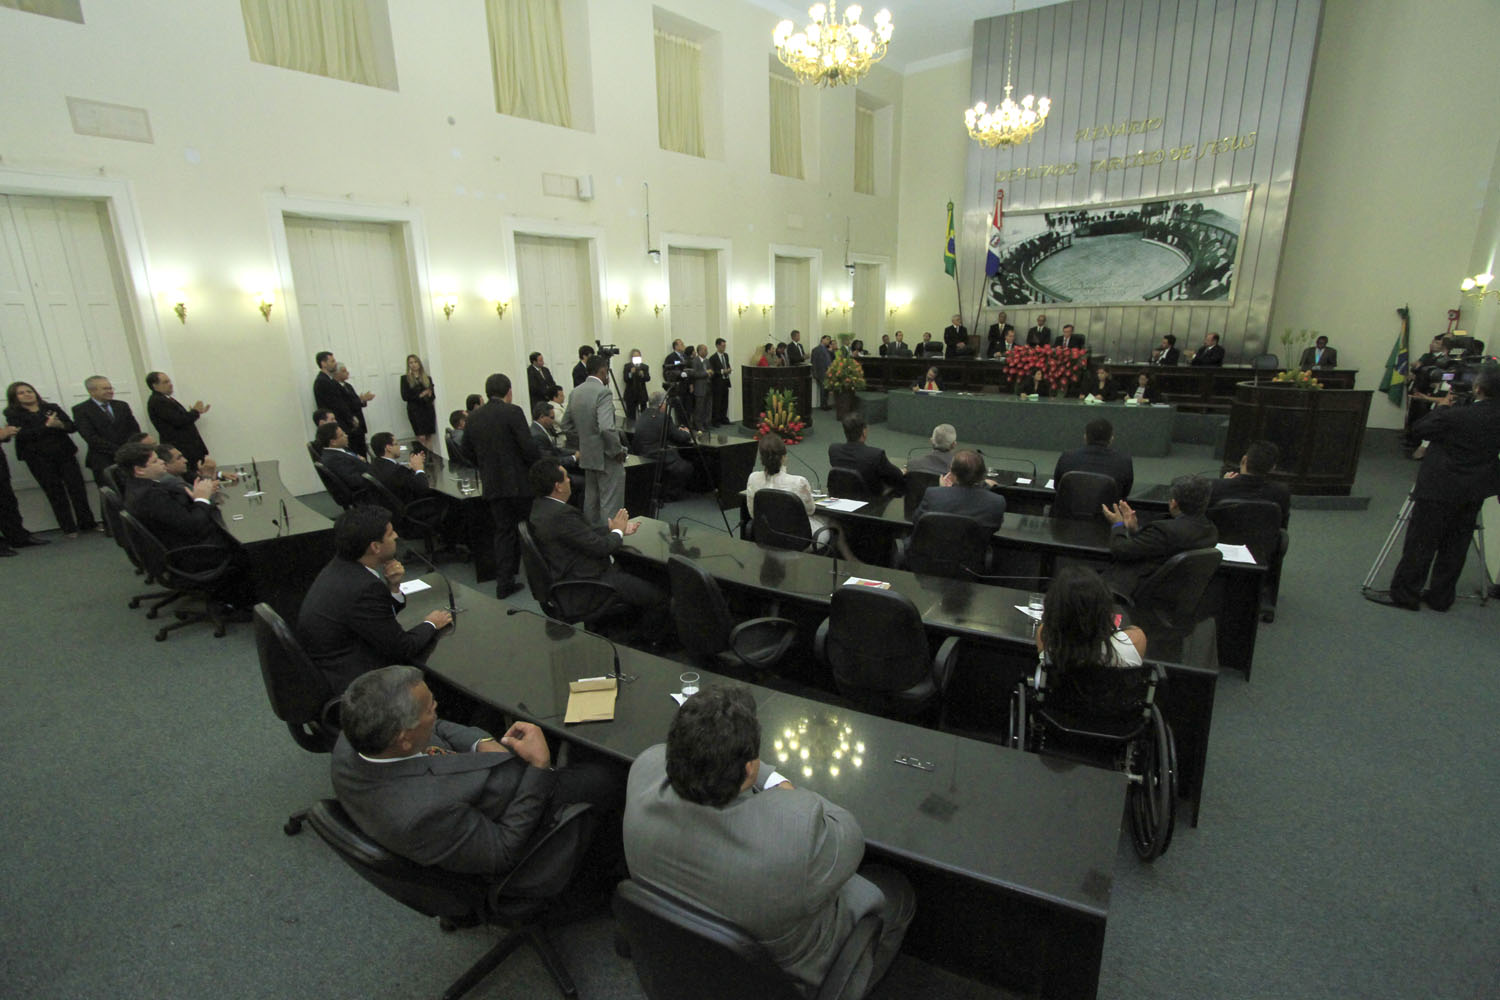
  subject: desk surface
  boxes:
[217,459,333,543]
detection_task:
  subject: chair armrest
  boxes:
[548,578,622,623]
[814,911,883,1000]
[932,635,961,696]
[162,544,233,583]
[403,495,450,526]
[813,618,831,664]
[491,802,595,901]
[728,617,797,667]
[891,536,909,569]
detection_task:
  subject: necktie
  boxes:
[424,745,453,756]
[102,402,113,419]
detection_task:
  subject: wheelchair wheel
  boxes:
[1007,682,1027,750]
[1128,704,1177,861]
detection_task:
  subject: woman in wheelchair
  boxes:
[1035,566,1147,674]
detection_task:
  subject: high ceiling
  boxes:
[747,0,1073,74]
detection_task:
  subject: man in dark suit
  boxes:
[332,664,621,876]
[687,344,712,430]
[1101,475,1218,598]
[630,391,693,499]
[531,402,584,501]
[943,314,968,358]
[986,312,1015,357]
[913,450,1006,530]
[446,410,474,466]
[1299,336,1338,369]
[1054,323,1086,350]
[0,424,47,556]
[572,345,595,388]
[466,372,540,599]
[913,332,942,358]
[145,371,210,475]
[709,337,733,425]
[526,352,558,414]
[313,350,357,437]
[1150,334,1181,366]
[1189,332,1226,367]
[1376,367,1500,611]
[334,364,372,456]
[1054,418,1134,498]
[527,459,668,631]
[73,375,141,505]
[784,330,807,366]
[1026,314,1052,347]
[810,335,834,410]
[296,505,452,693]
[661,339,690,394]
[623,685,914,994]
[1210,440,1291,527]
[888,330,913,358]
[369,431,431,504]
[828,414,905,497]
[315,422,372,496]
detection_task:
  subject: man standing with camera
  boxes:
[1372,365,1500,611]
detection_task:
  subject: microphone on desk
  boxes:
[404,545,464,614]
[750,520,837,589]
[505,606,636,683]
[671,515,730,540]
[784,449,824,492]
[271,497,290,535]
[975,450,1037,481]
[251,457,261,493]
[963,568,1053,588]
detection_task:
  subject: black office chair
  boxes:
[1207,499,1286,622]
[517,521,625,630]
[99,485,180,614]
[306,440,322,464]
[1250,353,1280,370]
[893,511,994,579]
[252,602,340,834]
[117,510,232,641]
[360,472,451,559]
[1125,547,1223,664]
[901,471,941,519]
[1051,471,1119,521]
[750,488,835,554]
[815,586,959,723]
[313,460,364,509]
[102,463,129,496]
[613,878,884,1000]
[307,798,595,1000]
[668,555,796,679]
[826,467,872,502]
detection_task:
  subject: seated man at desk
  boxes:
[907,423,957,477]
[1299,335,1338,369]
[531,401,584,499]
[445,410,472,465]
[629,391,693,499]
[296,505,452,694]
[315,422,372,495]
[624,685,914,996]
[1054,418,1134,498]
[912,450,1005,530]
[333,664,620,876]
[1188,332,1226,367]
[369,431,431,503]
[828,414,905,498]
[1101,475,1217,598]
[1210,440,1290,528]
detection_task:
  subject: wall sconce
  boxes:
[823,302,836,316]
[654,300,667,317]
[1460,272,1498,303]
[170,290,187,324]
[256,292,274,322]
[735,301,750,316]
[840,298,855,315]
[494,300,509,319]
[886,291,911,317]
[440,294,458,320]
[615,300,629,318]
[754,288,774,316]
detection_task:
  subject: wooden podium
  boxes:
[1224,381,1373,495]
[740,365,813,431]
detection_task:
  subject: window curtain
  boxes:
[854,106,876,195]
[654,30,704,157]
[769,74,803,179]
[486,0,571,127]
[0,0,82,22]
[240,0,381,88]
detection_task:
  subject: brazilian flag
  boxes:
[943,201,956,276]
[1378,305,1409,404]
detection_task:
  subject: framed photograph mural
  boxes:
[985,187,1253,308]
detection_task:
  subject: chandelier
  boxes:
[965,5,1051,147]
[773,3,893,88]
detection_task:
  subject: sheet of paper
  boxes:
[1216,542,1257,564]
[398,580,432,595]
[816,497,867,512]
[1015,477,1032,485]
[1014,604,1044,621]
[843,576,891,589]
[1045,479,1055,489]
[241,490,265,498]
[670,692,687,706]
[759,769,789,790]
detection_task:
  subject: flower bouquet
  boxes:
[823,355,867,394]
[755,388,805,444]
[1003,345,1089,395]
[1271,368,1322,390]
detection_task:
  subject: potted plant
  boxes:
[823,354,867,419]
[755,388,805,444]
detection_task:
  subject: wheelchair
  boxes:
[1008,658,1177,861]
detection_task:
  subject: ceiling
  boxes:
[746,0,1074,74]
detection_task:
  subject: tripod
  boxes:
[1361,493,1492,604]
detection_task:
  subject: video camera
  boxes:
[594,341,621,360]
[1427,338,1493,402]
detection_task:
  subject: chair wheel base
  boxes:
[154,630,169,642]
[284,818,302,836]
[128,598,142,609]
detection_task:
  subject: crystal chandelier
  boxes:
[773,2,893,88]
[965,6,1051,147]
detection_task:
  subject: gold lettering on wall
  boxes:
[993,131,1258,182]
[1074,118,1163,141]
[995,162,1080,182]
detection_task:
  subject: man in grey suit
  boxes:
[906,423,957,477]
[331,665,622,876]
[625,686,914,994]
[560,354,625,526]
[688,344,712,431]
[912,450,1006,530]
[1102,474,1218,599]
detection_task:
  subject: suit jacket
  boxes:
[296,557,440,692]
[4,405,78,464]
[913,340,942,358]
[122,475,225,551]
[810,344,833,378]
[371,456,430,503]
[624,743,878,994]
[146,392,209,466]
[1190,344,1226,367]
[1299,345,1339,368]
[466,396,540,498]
[913,484,1007,530]
[888,341,913,358]
[527,365,558,411]
[331,720,557,876]
[528,494,620,580]
[560,376,623,473]
[709,351,733,388]
[1077,370,1119,401]
[319,447,373,495]
[1104,513,1218,596]
[339,382,367,434]
[630,408,691,459]
[906,449,954,477]
[986,324,1016,357]
[1054,332,1086,350]
[686,353,709,398]
[785,340,807,366]
[943,324,968,357]
[1152,347,1181,366]
[1410,397,1500,504]
[314,371,356,429]
[530,421,577,466]
[827,441,905,495]
[71,398,140,471]
[1209,474,1291,528]
[661,350,689,387]
[1025,325,1052,347]
[1054,444,1134,498]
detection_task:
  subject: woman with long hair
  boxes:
[4,381,96,537]
[754,343,773,367]
[744,432,852,558]
[399,354,437,453]
[1035,566,1147,676]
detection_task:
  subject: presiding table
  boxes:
[887,393,1175,457]
[216,459,334,621]
[406,586,1126,1000]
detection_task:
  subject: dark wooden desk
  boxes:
[1102,363,1358,413]
[615,519,1219,828]
[216,460,333,621]
[409,589,1125,1000]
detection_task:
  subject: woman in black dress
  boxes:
[4,381,96,537]
[399,354,437,453]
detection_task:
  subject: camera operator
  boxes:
[631,391,693,499]
[1371,363,1500,612]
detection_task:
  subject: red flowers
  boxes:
[1003,345,1088,390]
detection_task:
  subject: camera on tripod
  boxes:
[594,341,621,360]
[1428,337,1490,403]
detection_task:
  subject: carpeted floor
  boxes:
[2,421,1496,1000]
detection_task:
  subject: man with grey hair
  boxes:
[1101,474,1217,599]
[72,375,141,519]
[907,424,958,477]
[332,664,622,875]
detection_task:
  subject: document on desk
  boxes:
[816,497,867,512]
[1216,542,1257,565]
[242,490,265,498]
[565,676,618,723]
[1014,605,1044,621]
[843,576,892,590]
[398,580,432,595]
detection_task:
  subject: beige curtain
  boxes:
[0,0,82,22]
[240,0,381,88]
[769,74,803,179]
[487,0,571,127]
[654,30,704,157]
[854,106,876,195]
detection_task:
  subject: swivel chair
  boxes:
[313,460,364,509]
[1206,499,1286,622]
[253,602,340,834]
[668,555,796,680]
[826,467,872,503]
[117,510,232,641]
[1051,471,1119,521]
[517,521,626,631]
[815,586,959,723]
[750,488,835,554]
[893,511,994,580]
[1125,548,1223,665]
[98,486,179,615]
[901,471,940,520]
[360,472,451,560]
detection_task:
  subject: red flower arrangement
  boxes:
[1003,345,1089,394]
[755,388,805,445]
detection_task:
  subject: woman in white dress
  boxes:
[744,433,852,558]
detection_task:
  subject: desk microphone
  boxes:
[671,515,730,540]
[784,449,824,492]
[963,568,1052,589]
[251,457,261,493]
[504,606,635,683]
[404,545,464,614]
[975,450,1036,480]
[271,497,290,535]
[752,520,838,591]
